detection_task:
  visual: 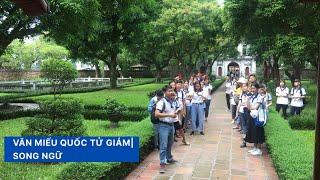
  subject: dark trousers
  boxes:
[276,104,288,118]
[205,99,211,118]
[226,94,231,110]
[291,106,302,116]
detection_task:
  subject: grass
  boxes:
[29,83,165,106]
[0,118,140,180]
[265,109,314,179]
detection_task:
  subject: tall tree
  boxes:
[47,0,157,88]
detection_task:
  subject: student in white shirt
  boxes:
[225,76,232,111]
[174,80,189,145]
[183,81,192,129]
[289,79,306,115]
[188,81,207,135]
[203,78,213,121]
[276,80,289,118]
[155,85,180,173]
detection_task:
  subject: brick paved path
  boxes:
[126,83,279,180]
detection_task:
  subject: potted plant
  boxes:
[104,98,127,128]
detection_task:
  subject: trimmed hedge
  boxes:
[57,118,154,180]
[0,109,41,121]
[83,109,148,121]
[288,110,316,130]
[265,109,314,180]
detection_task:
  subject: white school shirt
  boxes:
[191,91,205,104]
[229,82,237,105]
[183,89,192,107]
[156,98,180,123]
[176,90,186,107]
[276,87,289,105]
[290,87,306,107]
[203,84,213,100]
[225,81,232,94]
[238,92,249,113]
[188,84,194,93]
[249,93,261,108]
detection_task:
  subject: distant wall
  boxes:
[0,70,41,81]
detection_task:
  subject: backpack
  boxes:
[150,100,165,124]
[253,97,268,127]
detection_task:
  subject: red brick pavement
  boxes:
[126,83,279,180]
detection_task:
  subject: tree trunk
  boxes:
[94,61,101,78]
[313,42,320,180]
[110,52,117,89]
[155,70,162,83]
[272,57,280,85]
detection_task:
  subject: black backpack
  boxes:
[150,100,165,124]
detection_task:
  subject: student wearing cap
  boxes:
[289,79,306,115]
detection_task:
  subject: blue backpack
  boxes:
[254,97,268,127]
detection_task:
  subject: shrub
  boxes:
[83,110,107,120]
[122,110,148,121]
[22,98,86,136]
[41,58,78,97]
[264,109,313,180]
[288,110,316,130]
[57,118,154,180]
[104,98,127,127]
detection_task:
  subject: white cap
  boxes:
[237,77,248,84]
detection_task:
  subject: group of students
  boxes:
[225,74,272,156]
[147,70,213,173]
[225,75,307,156]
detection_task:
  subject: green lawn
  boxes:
[295,130,315,147]
[29,83,165,106]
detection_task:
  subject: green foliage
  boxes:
[288,111,316,130]
[41,58,78,96]
[57,118,154,180]
[265,109,314,180]
[22,98,86,136]
[0,37,69,70]
[104,98,128,125]
[0,109,40,121]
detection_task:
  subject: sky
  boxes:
[217,0,224,6]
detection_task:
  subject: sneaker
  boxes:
[232,126,239,129]
[190,131,194,135]
[248,148,257,153]
[167,159,178,164]
[231,120,235,124]
[182,140,190,145]
[159,164,166,173]
[250,148,262,156]
[200,132,205,135]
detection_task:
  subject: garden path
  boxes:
[126,83,279,180]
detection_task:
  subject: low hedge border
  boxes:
[0,109,41,121]
[265,109,314,180]
[57,118,154,180]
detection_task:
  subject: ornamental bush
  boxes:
[22,98,86,136]
[288,110,316,130]
[104,98,127,127]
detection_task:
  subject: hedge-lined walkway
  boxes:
[126,83,279,180]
